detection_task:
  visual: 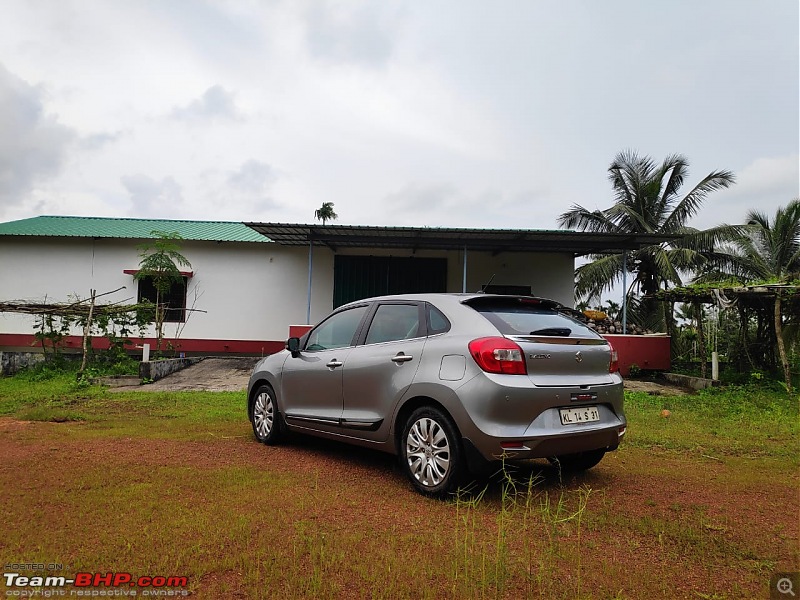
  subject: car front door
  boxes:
[281,304,370,434]
[341,302,426,442]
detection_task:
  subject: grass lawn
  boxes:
[0,371,797,599]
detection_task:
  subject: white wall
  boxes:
[459,250,575,306]
[0,237,574,343]
[0,237,335,342]
[180,240,335,339]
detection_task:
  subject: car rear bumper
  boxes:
[463,421,625,468]
[452,373,626,465]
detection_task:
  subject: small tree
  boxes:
[134,230,191,353]
[314,202,338,225]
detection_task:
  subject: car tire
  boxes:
[401,406,463,497]
[250,384,283,445]
[549,449,605,473]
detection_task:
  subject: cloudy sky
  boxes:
[0,0,797,231]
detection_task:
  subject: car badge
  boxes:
[575,351,583,363]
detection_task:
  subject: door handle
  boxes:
[326,360,343,369]
[391,353,414,364]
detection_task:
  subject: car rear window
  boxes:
[466,297,601,338]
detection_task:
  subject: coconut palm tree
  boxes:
[314,202,338,225]
[696,199,800,283]
[558,151,737,330]
[603,299,621,321]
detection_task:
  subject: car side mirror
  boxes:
[286,337,301,357]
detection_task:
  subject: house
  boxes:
[0,215,671,360]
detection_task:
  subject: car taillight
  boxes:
[469,337,527,375]
[608,343,619,374]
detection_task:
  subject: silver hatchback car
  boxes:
[247,293,626,496]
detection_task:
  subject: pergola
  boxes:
[653,283,798,386]
[654,283,799,307]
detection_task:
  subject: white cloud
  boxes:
[79,131,124,152]
[121,174,184,218]
[384,182,458,215]
[729,155,799,200]
[377,182,556,229]
[305,1,403,67]
[692,153,799,229]
[218,159,281,215]
[227,160,275,192]
[0,63,75,214]
[170,85,243,121]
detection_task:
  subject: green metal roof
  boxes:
[0,216,269,243]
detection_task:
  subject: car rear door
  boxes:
[340,301,426,442]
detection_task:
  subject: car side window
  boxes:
[305,305,369,351]
[427,303,451,335]
[364,304,421,345]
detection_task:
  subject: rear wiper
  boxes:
[529,328,571,336]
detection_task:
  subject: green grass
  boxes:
[0,367,106,417]
[0,367,797,598]
[623,385,799,462]
[0,367,244,430]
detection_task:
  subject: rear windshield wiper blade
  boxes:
[529,328,571,336]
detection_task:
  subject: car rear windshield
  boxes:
[465,297,601,338]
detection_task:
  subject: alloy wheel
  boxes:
[253,390,274,440]
[405,417,451,487]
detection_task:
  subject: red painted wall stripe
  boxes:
[1,333,671,372]
[0,333,283,356]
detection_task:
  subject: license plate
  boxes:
[559,406,600,425]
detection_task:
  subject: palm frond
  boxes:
[574,254,625,299]
[557,205,618,232]
[665,246,705,272]
[651,246,683,286]
[608,150,655,208]
[657,155,689,202]
[606,202,652,233]
[662,170,735,232]
[697,199,800,283]
[674,224,750,253]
